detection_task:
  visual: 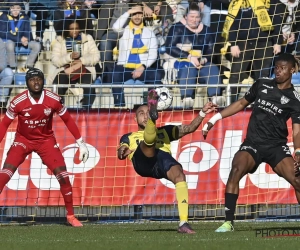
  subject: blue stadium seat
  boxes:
[30,13,37,20]
[94,77,102,85]
[271,73,300,84]
[1,39,31,54]
[15,46,31,55]
[124,79,144,85]
[14,73,26,85]
[291,73,300,84]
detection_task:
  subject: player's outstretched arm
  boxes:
[178,102,217,139]
[202,97,250,139]
[0,115,13,142]
[60,111,89,163]
[117,145,133,160]
[292,123,300,175]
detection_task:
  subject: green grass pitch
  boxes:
[1,222,300,250]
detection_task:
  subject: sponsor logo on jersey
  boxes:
[257,99,283,115]
[44,108,51,116]
[25,119,49,125]
[24,112,30,117]
[262,84,273,89]
[261,89,268,94]
[280,96,290,105]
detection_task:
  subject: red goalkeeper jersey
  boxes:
[6,89,67,141]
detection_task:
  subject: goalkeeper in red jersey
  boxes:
[0,68,89,227]
[118,89,217,234]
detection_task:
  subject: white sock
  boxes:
[179,221,187,227]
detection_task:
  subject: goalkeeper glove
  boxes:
[76,137,89,163]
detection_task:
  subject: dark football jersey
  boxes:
[244,78,300,146]
[119,125,179,160]
[6,90,67,141]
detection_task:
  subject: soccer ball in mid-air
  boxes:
[155,87,173,110]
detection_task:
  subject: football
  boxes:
[155,87,173,110]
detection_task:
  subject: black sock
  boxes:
[225,193,238,223]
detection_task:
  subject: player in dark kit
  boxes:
[202,53,300,232]
[0,68,89,227]
[118,89,217,234]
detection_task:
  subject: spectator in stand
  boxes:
[96,0,162,73]
[20,0,49,43]
[164,2,224,109]
[80,0,102,36]
[0,38,14,109]
[196,0,211,27]
[53,0,94,36]
[277,0,300,54]
[165,0,211,26]
[50,19,100,110]
[82,0,101,19]
[0,1,41,71]
[223,0,284,103]
[107,5,164,107]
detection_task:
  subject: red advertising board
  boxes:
[0,110,297,206]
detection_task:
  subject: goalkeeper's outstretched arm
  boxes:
[60,111,89,163]
[202,97,250,139]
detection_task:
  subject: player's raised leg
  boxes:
[37,138,83,227]
[147,88,159,122]
[215,151,256,232]
[140,89,159,158]
[167,164,195,234]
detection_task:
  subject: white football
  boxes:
[155,87,173,110]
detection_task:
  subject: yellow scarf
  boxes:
[222,0,272,40]
[66,3,79,10]
[124,21,148,69]
[128,21,148,54]
[8,15,25,35]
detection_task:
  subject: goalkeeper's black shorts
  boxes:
[238,140,293,174]
[132,144,182,179]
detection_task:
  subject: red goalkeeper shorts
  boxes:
[5,135,66,171]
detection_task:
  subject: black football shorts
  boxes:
[238,140,293,174]
[132,144,182,179]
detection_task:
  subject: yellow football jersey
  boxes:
[119,125,179,160]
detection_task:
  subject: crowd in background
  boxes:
[0,0,299,109]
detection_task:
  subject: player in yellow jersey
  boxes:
[118,89,217,233]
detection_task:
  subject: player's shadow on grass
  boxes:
[134,229,176,232]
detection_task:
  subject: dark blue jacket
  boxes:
[164,22,214,62]
[0,13,32,44]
